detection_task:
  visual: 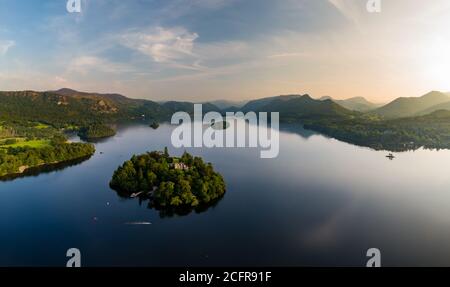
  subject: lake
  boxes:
[1,123,450,267]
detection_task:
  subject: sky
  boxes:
[0,0,450,103]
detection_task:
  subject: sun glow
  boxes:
[421,36,450,91]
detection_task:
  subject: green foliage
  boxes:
[0,142,95,177]
[78,124,116,140]
[0,90,173,127]
[3,138,18,145]
[2,139,51,149]
[0,120,63,141]
[110,150,226,211]
[0,120,95,177]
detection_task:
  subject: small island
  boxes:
[78,123,116,141]
[150,122,160,129]
[110,148,226,214]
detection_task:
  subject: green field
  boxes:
[0,139,51,149]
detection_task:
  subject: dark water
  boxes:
[1,123,450,267]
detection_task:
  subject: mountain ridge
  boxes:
[2,88,449,126]
[239,94,356,121]
[373,91,450,119]
[318,96,382,112]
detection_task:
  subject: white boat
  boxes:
[125,222,152,225]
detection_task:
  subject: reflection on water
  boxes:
[114,188,225,218]
[1,123,450,266]
[278,123,318,139]
[0,155,93,182]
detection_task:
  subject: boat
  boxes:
[386,153,395,160]
[125,222,152,225]
[130,191,144,198]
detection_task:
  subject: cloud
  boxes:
[268,52,307,59]
[120,27,199,65]
[0,40,15,55]
[119,25,255,73]
[67,56,132,74]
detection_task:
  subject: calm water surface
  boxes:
[1,123,450,266]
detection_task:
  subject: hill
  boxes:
[416,101,450,116]
[240,94,356,121]
[337,97,381,112]
[373,91,449,119]
[241,94,304,112]
[52,88,171,121]
[319,96,381,112]
[0,90,172,127]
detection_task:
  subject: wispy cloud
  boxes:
[0,40,15,55]
[118,26,250,72]
[120,26,200,69]
[268,52,306,59]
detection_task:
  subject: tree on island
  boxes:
[78,124,116,141]
[109,149,226,212]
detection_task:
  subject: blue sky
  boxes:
[1,0,450,102]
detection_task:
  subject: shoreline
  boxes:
[0,153,95,181]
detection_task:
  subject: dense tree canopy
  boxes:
[78,124,116,141]
[0,121,95,177]
[0,143,95,177]
[110,150,226,211]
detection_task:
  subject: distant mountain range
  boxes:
[204,100,247,109]
[210,91,450,120]
[162,101,221,114]
[1,88,450,127]
[318,96,383,112]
